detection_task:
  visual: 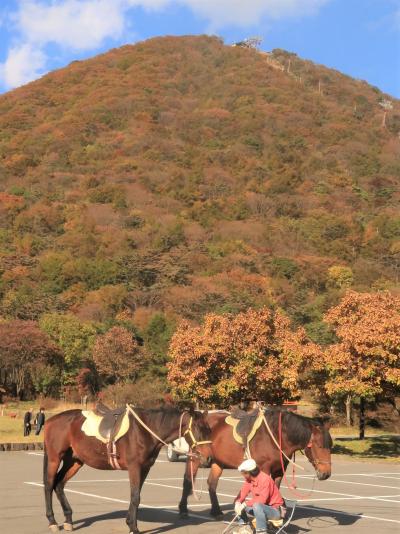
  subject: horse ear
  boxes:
[202,408,208,417]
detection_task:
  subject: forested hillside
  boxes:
[0,35,399,399]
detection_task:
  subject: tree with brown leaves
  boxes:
[323,291,400,438]
[92,326,141,384]
[0,320,62,399]
[167,307,318,406]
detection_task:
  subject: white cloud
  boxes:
[0,42,46,88]
[0,0,330,90]
[17,0,128,49]
[179,0,330,29]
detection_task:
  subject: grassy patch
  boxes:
[0,402,81,443]
[0,415,43,443]
[332,435,400,459]
[330,426,391,437]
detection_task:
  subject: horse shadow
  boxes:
[72,507,214,533]
[72,502,360,533]
[285,504,359,532]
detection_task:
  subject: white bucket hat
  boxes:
[238,459,257,472]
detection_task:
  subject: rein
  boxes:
[262,412,304,470]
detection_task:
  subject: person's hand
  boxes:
[234,501,245,515]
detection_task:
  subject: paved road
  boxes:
[1,451,399,533]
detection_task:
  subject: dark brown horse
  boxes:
[43,406,211,533]
[179,408,332,519]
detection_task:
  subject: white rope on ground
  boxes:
[222,512,241,534]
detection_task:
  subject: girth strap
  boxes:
[107,440,121,470]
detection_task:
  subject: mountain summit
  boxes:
[0,35,399,336]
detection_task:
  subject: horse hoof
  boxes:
[179,512,189,519]
[49,525,59,533]
[63,523,73,531]
[211,512,224,521]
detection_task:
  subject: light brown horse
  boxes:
[43,406,211,533]
[179,408,332,519]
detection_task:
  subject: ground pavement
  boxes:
[0,450,399,534]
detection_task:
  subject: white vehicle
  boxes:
[166,437,189,462]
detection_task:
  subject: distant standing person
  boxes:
[23,408,32,436]
[35,408,45,435]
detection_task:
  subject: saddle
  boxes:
[225,408,264,450]
[81,403,130,469]
[94,402,126,441]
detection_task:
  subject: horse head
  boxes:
[181,408,212,464]
[304,417,332,480]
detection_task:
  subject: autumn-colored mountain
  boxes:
[0,35,399,345]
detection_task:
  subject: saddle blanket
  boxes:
[225,411,264,446]
[81,408,130,444]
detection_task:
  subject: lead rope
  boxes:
[126,404,196,456]
[189,454,206,502]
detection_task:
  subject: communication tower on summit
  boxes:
[233,36,263,50]
[379,99,393,128]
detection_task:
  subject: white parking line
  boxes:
[220,477,400,504]
[68,478,129,484]
[144,481,236,499]
[68,477,185,483]
[316,479,400,490]
[298,472,400,478]
[25,480,400,526]
[23,483,227,517]
[368,475,400,481]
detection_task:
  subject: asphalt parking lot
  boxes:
[1,451,399,534]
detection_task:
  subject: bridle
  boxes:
[305,433,332,468]
[179,411,212,452]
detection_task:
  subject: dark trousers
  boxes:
[24,424,31,436]
[35,424,43,435]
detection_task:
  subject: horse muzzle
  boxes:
[316,468,331,480]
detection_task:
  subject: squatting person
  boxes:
[234,459,285,533]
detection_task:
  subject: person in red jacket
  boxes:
[234,459,285,533]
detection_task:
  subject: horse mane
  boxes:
[134,406,188,433]
[264,408,331,448]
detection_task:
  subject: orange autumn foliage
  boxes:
[323,291,400,398]
[167,307,319,405]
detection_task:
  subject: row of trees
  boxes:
[0,312,172,400]
[167,291,400,438]
[1,290,398,438]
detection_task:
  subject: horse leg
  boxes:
[43,446,62,532]
[208,462,223,519]
[53,449,83,531]
[178,456,200,518]
[126,464,141,534]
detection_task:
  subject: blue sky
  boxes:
[0,0,399,97]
